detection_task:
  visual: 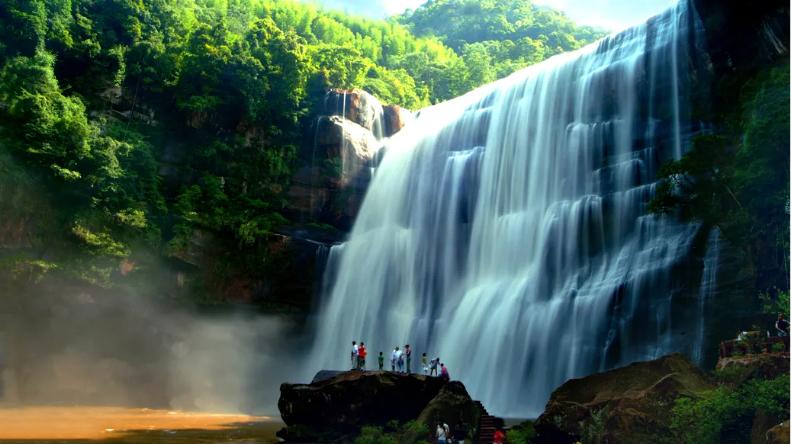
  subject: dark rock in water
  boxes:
[278,371,477,442]
[534,354,714,444]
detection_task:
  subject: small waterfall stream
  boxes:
[309,0,713,417]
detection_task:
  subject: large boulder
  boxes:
[285,115,382,230]
[766,420,790,444]
[278,371,476,442]
[383,104,415,137]
[417,381,479,441]
[315,116,382,188]
[324,89,385,138]
[716,352,791,385]
[534,354,714,444]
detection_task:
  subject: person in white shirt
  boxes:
[351,341,359,369]
[390,347,399,371]
[436,423,447,444]
[396,347,404,372]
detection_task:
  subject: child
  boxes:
[378,351,384,370]
[421,353,428,374]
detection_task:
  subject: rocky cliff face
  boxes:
[285,89,412,232]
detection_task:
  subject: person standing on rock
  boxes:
[436,422,448,444]
[396,347,405,372]
[358,342,367,370]
[378,351,384,370]
[775,313,789,337]
[421,353,429,374]
[440,363,449,380]
[455,422,469,444]
[351,341,358,370]
[391,347,399,371]
[405,344,412,374]
[430,357,439,376]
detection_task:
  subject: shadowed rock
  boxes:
[534,354,714,444]
[278,371,477,442]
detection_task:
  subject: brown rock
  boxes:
[286,115,382,229]
[324,89,385,137]
[716,352,791,385]
[534,354,714,444]
[315,116,381,188]
[766,420,790,444]
[278,371,451,441]
[383,105,415,137]
[417,381,479,442]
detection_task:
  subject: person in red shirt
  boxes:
[493,429,506,444]
[358,342,367,370]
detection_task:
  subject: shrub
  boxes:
[670,375,790,443]
[507,421,537,444]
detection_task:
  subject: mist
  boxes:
[0,274,306,415]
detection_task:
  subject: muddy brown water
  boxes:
[0,406,283,443]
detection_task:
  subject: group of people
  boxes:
[435,421,502,444]
[350,341,368,370]
[349,341,450,380]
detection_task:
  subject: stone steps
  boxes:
[474,400,504,444]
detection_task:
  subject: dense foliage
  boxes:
[670,374,790,444]
[0,0,601,298]
[400,0,605,84]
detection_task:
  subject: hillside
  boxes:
[400,0,606,82]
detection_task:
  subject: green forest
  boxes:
[0,0,603,299]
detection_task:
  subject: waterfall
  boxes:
[309,0,710,417]
[693,228,721,364]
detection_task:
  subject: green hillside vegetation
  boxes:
[0,0,603,299]
[399,0,606,84]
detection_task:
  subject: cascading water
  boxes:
[693,228,720,364]
[309,0,713,417]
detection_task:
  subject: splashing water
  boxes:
[309,1,712,417]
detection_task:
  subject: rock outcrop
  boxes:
[766,420,790,444]
[534,354,714,444]
[383,104,415,137]
[324,89,386,137]
[286,88,413,231]
[315,116,381,188]
[278,371,478,442]
[716,352,791,385]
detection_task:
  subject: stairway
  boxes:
[474,401,504,444]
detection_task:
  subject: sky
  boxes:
[304,0,679,32]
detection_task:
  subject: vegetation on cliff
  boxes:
[651,62,790,305]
